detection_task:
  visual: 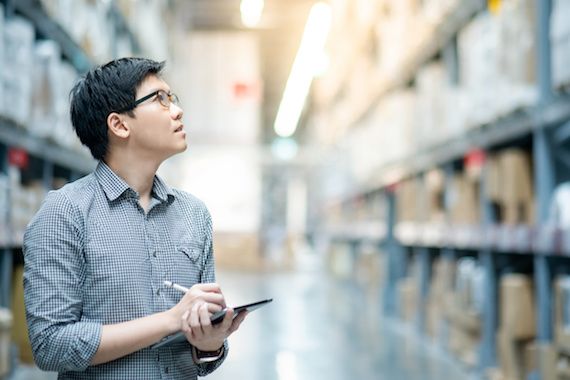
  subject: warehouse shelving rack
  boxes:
[0,0,140,376]
[317,0,569,377]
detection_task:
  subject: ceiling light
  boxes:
[274,2,332,138]
[241,0,265,28]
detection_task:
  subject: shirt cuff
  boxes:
[62,321,102,372]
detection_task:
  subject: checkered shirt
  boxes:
[23,161,228,379]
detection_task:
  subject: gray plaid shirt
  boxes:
[23,161,227,379]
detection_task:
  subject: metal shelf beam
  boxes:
[0,117,95,174]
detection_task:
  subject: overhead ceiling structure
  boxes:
[171,0,318,143]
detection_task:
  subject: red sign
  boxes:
[464,148,486,169]
[8,148,29,169]
[232,81,261,101]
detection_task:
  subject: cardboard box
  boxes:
[426,258,455,339]
[11,265,33,364]
[448,174,479,225]
[398,277,417,322]
[537,344,557,380]
[497,329,538,380]
[487,149,535,224]
[499,149,534,204]
[0,308,12,378]
[397,179,420,223]
[499,274,536,340]
[354,247,386,292]
[555,276,570,353]
[213,232,261,271]
[448,321,480,368]
[424,169,446,224]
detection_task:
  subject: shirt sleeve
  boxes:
[23,191,101,373]
[196,206,228,376]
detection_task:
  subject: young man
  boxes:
[23,58,245,379]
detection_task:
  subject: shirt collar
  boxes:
[151,175,175,203]
[95,161,175,203]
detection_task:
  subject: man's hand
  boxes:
[181,302,247,352]
[167,283,226,333]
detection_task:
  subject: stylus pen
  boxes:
[164,280,189,293]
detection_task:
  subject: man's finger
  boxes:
[201,292,226,307]
[206,302,223,314]
[220,307,234,331]
[229,311,247,334]
[189,302,203,337]
[198,303,212,334]
[193,283,222,293]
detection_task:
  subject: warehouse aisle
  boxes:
[208,263,478,380]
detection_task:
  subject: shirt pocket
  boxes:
[170,240,204,285]
[175,242,202,263]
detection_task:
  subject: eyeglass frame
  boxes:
[115,89,180,113]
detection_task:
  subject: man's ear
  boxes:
[107,112,130,139]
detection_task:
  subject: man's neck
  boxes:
[104,152,161,202]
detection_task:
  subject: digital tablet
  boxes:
[210,298,273,325]
[151,298,273,349]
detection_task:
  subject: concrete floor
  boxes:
[10,258,477,380]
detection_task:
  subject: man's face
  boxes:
[124,75,186,161]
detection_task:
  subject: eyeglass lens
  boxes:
[157,91,179,108]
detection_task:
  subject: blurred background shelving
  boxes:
[1,0,570,379]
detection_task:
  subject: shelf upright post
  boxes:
[440,163,457,345]
[415,175,430,334]
[42,160,54,194]
[534,0,555,378]
[0,144,11,309]
[534,0,555,341]
[383,187,404,317]
[478,152,498,371]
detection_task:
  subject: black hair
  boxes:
[70,57,165,161]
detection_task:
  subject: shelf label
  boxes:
[8,148,29,169]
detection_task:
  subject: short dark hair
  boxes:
[70,57,165,161]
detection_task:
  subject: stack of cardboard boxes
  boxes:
[1,13,84,153]
[445,258,484,367]
[426,257,455,340]
[458,0,537,129]
[397,258,420,323]
[448,173,480,226]
[555,276,570,379]
[491,274,538,380]
[486,149,535,225]
[423,169,446,225]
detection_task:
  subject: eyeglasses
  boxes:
[117,89,180,113]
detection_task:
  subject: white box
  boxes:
[3,17,35,126]
[52,62,79,149]
[31,40,61,138]
[551,0,570,88]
